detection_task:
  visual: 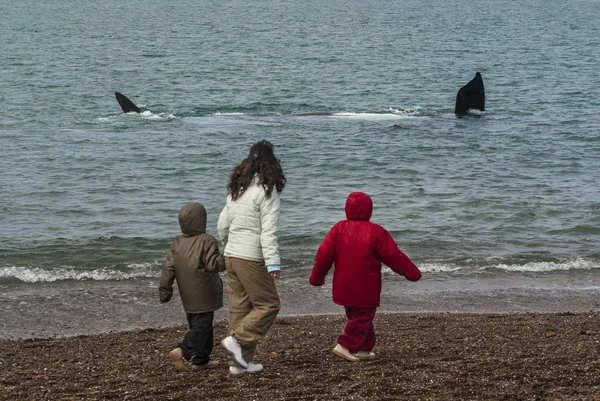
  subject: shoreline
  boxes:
[1,312,599,400]
[2,277,600,340]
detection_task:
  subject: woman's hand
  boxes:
[267,265,281,279]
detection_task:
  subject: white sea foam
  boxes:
[494,258,597,272]
[467,109,485,116]
[139,110,176,120]
[406,262,463,273]
[383,258,599,274]
[330,112,419,121]
[212,112,245,116]
[386,106,423,116]
[0,264,159,283]
[93,111,176,124]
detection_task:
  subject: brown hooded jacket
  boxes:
[159,202,225,313]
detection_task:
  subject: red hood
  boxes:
[344,192,372,221]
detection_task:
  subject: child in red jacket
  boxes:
[309,192,421,361]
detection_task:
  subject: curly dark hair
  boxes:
[227,140,287,201]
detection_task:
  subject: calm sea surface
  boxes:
[1,0,599,291]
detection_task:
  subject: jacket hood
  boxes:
[178,202,207,236]
[344,192,372,221]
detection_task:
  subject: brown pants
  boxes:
[225,257,280,365]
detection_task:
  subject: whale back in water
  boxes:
[114,79,486,116]
[454,72,485,115]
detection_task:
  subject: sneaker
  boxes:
[332,344,359,362]
[169,348,185,372]
[355,350,376,360]
[221,336,248,368]
[229,363,264,375]
[191,360,219,370]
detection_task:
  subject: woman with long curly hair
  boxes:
[217,139,286,375]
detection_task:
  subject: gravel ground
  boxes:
[2,312,600,400]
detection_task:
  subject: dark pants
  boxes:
[179,311,214,366]
[337,306,377,354]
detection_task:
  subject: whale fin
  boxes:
[454,72,485,115]
[115,92,141,113]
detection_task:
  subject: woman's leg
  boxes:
[225,257,252,366]
[227,257,280,363]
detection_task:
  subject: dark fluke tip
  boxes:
[454,72,485,115]
[115,92,141,114]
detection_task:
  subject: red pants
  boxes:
[337,306,377,354]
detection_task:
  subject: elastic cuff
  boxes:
[267,264,281,273]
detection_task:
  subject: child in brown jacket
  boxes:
[159,202,225,371]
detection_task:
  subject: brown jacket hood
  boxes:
[179,202,207,236]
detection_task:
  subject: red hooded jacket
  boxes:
[309,192,421,308]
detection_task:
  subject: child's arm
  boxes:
[159,243,176,302]
[374,226,421,282]
[203,236,226,273]
[217,204,230,246]
[309,226,337,286]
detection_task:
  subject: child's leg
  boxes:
[173,313,195,353]
[337,307,377,354]
[181,311,215,366]
[361,312,377,352]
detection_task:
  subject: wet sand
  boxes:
[2,275,600,340]
[1,313,600,400]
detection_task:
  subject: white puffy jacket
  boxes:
[217,183,281,267]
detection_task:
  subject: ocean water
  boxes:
[1,0,600,299]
